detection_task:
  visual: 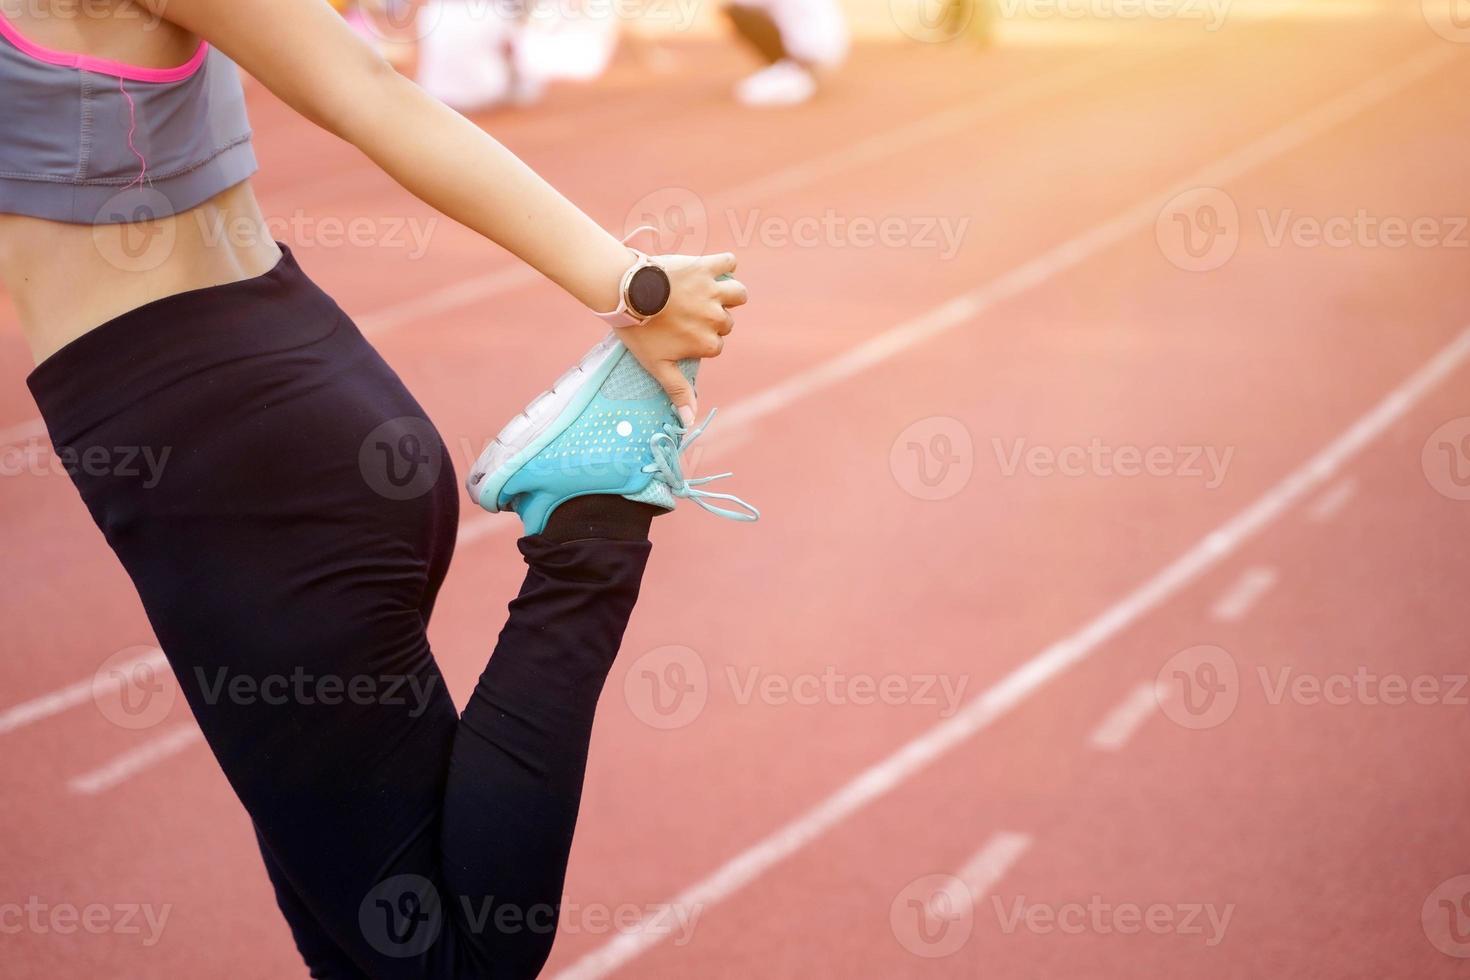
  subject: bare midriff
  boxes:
[0,182,282,365]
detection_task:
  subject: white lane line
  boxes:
[67,723,203,795]
[554,51,1463,980]
[356,265,541,337]
[554,321,1470,980]
[0,647,165,737]
[351,57,1114,337]
[1209,566,1279,623]
[1087,682,1161,752]
[713,44,1458,440]
[1307,476,1358,523]
[926,832,1034,919]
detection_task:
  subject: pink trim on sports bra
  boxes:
[0,9,207,83]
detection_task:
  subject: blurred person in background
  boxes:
[414,0,545,111]
[334,0,620,113]
[332,0,544,111]
[725,0,848,106]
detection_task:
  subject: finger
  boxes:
[716,310,734,336]
[705,252,737,277]
[715,278,749,309]
[651,361,697,426]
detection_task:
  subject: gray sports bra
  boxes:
[0,12,256,225]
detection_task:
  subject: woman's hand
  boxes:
[619,253,748,426]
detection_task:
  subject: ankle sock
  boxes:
[541,495,662,543]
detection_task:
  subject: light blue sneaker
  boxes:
[466,334,760,535]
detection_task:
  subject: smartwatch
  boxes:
[595,227,673,328]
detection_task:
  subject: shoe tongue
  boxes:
[624,477,675,511]
[602,349,697,404]
[597,348,695,515]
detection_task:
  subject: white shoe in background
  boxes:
[734,60,818,107]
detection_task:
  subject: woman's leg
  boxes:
[65,320,474,975]
[256,827,372,980]
[294,505,655,978]
[438,504,656,977]
[234,519,651,980]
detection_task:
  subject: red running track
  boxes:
[3,8,1470,978]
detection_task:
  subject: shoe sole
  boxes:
[466,333,627,512]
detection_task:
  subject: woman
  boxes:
[725,0,849,107]
[0,0,754,975]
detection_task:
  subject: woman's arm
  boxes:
[142,0,745,418]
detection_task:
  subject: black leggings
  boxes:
[28,247,650,978]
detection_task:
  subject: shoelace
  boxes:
[642,409,760,522]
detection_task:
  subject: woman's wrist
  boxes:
[580,234,640,314]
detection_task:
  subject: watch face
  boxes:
[627,265,672,319]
